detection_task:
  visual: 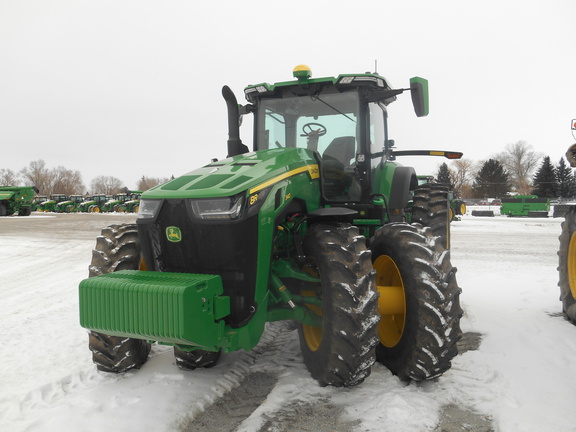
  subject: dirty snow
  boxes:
[1,210,576,431]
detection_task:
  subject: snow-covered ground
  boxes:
[1,210,576,431]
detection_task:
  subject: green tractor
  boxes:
[31,195,47,211]
[76,194,108,213]
[116,191,142,213]
[0,186,39,216]
[79,66,463,387]
[101,193,129,212]
[38,194,68,212]
[102,191,143,212]
[55,194,85,213]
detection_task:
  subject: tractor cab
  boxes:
[237,65,425,205]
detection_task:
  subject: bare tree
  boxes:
[137,176,171,191]
[0,168,20,186]
[449,159,475,198]
[90,176,124,195]
[51,166,85,195]
[20,160,51,195]
[495,141,542,194]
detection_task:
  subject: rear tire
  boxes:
[88,224,151,372]
[411,183,451,249]
[558,207,576,321]
[297,223,379,387]
[370,223,462,381]
[0,203,7,216]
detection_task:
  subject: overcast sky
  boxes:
[1,0,575,190]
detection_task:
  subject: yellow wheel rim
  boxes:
[460,203,467,214]
[300,259,322,352]
[374,255,406,348]
[568,232,576,299]
[301,289,323,351]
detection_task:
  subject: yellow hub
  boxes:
[568,232,576,300]
[373,255,406,348]
[301,290,323,351]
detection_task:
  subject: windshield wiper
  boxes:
[310,95,356,123]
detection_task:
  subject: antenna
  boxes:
[374,59,378,74]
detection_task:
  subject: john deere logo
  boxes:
[166,226,182,242]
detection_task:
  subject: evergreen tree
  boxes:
[436,162,452,187]
[472,159,510,198]
[556,157,576,199]
[531,156,558,198]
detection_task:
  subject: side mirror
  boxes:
[409,77,429,117]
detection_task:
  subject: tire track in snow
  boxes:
[179,321,362,432]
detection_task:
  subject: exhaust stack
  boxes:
[222,85,248,157]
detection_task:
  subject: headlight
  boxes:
[189,194,244,220]
[137,199,162,220]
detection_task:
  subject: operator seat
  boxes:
[323,136,356,166]
[321,136,360,201]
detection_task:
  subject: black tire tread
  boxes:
[174,347,221,370]
[371,222,462,381]
[558,207,576,321]
[297,223,379,387]
[87,223,152,373]
[411,183,451,249]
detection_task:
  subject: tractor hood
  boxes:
[142,148,319,200]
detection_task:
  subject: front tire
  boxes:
[174,347,221,370]
[370,223,462,381]
[558,207,576,321]
[297,223,379,387]
[87,224,151,372]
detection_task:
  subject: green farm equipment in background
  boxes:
[116,191,142,213]
[55,195,85,213]
[101,193,130,212]
[31,195,47,212]
[101,191,143,212]
[79,65,463,387]
[38,194,68,212]
[500,195,549,217]
[0,186,38,216]
[76,194,108,213]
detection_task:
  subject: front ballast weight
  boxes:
[79,271,231,350]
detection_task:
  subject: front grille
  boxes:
[138,199,258,327]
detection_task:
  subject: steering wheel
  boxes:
[301,122,327,137]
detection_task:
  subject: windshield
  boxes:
[256,91,361,201]
[256,92,358,152]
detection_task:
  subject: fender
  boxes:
[389,166,417,211]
